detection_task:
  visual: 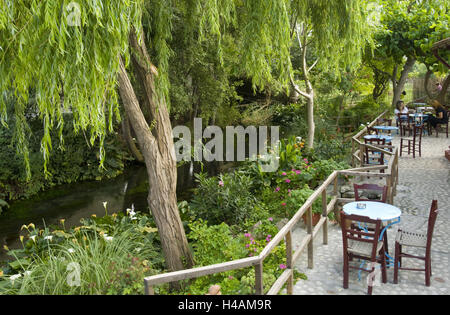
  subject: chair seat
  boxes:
[348,239,384,256]
[396,229,427,248]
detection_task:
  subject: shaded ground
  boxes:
[292,133,450,295]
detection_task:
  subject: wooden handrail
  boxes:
[143,111,399,295]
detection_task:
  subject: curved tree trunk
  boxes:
[437,74,450,105]
[392,57,416,107]
[117,30,194,276]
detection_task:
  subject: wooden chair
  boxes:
[364,138,386,170]
[353,183,388,203]
[400,124,423,158]
[434,111,449,138]
[340,212,387,295]
[396,113,409,136]
[367,127,378,135]
[353,183,390,254]
[376,118,392,126]
[394,200,439,287]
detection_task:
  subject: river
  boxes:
[0,162,201,261]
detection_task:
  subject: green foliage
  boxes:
[177,218,289,295]
[189,172,269,227]
[0,209,163,295]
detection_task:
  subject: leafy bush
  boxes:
[178,218,290,295]
[189,172,269,227]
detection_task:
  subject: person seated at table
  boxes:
[427,100,448,129]
[394,100,409,121]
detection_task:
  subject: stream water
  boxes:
[0,163,200,261]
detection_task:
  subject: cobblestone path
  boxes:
[292,133,450,295]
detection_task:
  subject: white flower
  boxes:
[23,271,32,277]
[10,274,21,283]
[30,235,37,242]
[44,236,53,241]
[68,248,75,253]
[127,207,137,220]
[102,234,113,242]
[102,201,108,209]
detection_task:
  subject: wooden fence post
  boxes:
[255,262,264,295]
[307,206,314,269]
[285,231,293,295]
[322,190,328,245]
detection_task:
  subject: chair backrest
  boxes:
[377,118,392,126]
[353,183,388,203]
[367,127,378,135]
[364,138,386,165]
[426,200,439,252]
[412,124,423,143]
[340,212,383,258]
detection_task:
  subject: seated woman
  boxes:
[394,100,409,121]
[427,100,448,129]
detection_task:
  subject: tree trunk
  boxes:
[392,57,416,107]
[437,74,450,105]
[121,115,145,163]
[117,33,194,275]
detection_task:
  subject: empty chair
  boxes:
[340,212,387,295]
[400,124,423,158]
[394,200,438,287]
[353,183,388,203]
[364,138,386,169]
[353,183,390,254]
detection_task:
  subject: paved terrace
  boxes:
[291,132,450,295]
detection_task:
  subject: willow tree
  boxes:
[0,0,294,272]
[289,0,371,148]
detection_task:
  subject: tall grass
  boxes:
[6,229,159,295]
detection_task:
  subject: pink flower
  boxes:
[268,217,273,222]
[295,170,301,175]
[285,179,291,183]
[279,264,287,270]
[245,244,250,248]
[244,233,251,238]
[275,187,280,192]
[228,275,234,280]
[282,172,287,176]
[218,181,224,186]
[281,202,287,206]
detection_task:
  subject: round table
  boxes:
[343,201,401,221]
[364,134,392,142]
[343,201,401,268]
[372,126,399,135]
[409,113,428,118]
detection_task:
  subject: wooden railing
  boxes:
[144,111,399,295]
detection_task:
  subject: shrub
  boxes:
[189,172,269,227]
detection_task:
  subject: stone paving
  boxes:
[291,132,450,295]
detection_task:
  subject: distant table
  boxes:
[364,134,393,143]
[372,126,399,134]
[409,113,428,118]
[417,107,434,111]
